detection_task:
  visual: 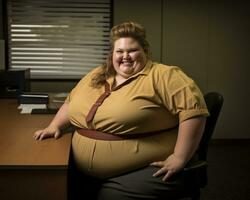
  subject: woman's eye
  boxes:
[129,49,137,53]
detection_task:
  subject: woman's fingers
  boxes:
[162,170,174,181]
[150,161,164,167]
[39,131,53,140]
[151,161,167,178]
[152,167,166,177]
[33,128,58,140]
[54,130,61,139]
[33,130,43,140]
[151,155,183,181]
[151,165,176,181]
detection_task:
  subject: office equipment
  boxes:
[18,93,49,104]
[31,108,58,114]
[18,103,47,114]
[0,69,30,98]
[49,92,68,108]
[0,99,72,200]
[17,93,49,114]
[17,93,67,114]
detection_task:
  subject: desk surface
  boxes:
[0,99,72,169]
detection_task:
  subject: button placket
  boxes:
[85,82,111,128]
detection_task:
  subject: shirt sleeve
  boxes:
[156,66,209,123]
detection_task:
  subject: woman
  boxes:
[34,21,209,199]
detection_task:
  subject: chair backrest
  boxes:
[196,92,224,187]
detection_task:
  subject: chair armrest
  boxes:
[184,160,208,172]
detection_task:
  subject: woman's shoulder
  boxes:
[78,65,104,81]
[86,65,104,77]
[150,62,184,77]
[150,62,194,85]
[150,62,182,74]
[71,65,104,90]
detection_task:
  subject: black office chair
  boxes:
[179,92,224,200]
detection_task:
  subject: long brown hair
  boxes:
[91,21,150,88]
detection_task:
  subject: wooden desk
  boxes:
[0,99,72,200]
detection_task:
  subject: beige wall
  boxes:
[114,0,250,138]
[206,2,249,138]
[114,0,162,62]
[162,1,250,138]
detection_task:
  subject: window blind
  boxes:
[7,0,111,79]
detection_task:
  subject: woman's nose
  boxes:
[123,52,130,59]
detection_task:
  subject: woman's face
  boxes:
[112,37,147,79]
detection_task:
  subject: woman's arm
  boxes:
[33,102,71,140]
[151,116,206,181]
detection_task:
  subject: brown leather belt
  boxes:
[76,127,177,141]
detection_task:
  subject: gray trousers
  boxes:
[69,165,198,200]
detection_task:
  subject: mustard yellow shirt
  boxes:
[66,60,209,178]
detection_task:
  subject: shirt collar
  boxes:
[133,60,153,76]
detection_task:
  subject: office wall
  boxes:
[162,0,209,91]
[161,0,250,138]
[1,0,249,138]
[207,2,249,139]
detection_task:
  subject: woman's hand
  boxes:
[151,154,186,181]
[152,117,206,181]
[33,125,62,140]
[33,102,70,140]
